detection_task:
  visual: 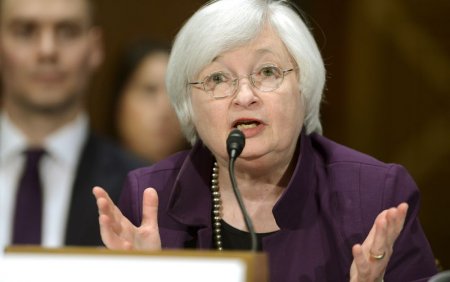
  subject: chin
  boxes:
[239,147,268,160]
[26,97,78,114]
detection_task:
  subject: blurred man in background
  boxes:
[0,0,144,252]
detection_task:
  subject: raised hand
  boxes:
[350,203,409,282]
[92,186,161,251]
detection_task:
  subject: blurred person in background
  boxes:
[111,40,189,163]
[0,0,144,252]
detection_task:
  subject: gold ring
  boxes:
[370,250,386,260]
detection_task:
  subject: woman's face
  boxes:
[191,27,305,166]
[117,52,187,162]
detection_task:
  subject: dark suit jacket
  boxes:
[119,132,437,282]
[64,132,146,246]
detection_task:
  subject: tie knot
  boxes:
[24,148,46,164]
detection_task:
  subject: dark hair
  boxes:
[109,39,171,138]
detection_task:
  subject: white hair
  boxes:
[166,0,326,145]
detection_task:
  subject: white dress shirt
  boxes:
[0,112,88,254]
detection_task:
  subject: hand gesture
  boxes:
[350,203,409,282]
[92,186,161,251]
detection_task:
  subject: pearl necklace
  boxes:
[211,162,223,251]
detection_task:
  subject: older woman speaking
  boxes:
[93,0,437,281]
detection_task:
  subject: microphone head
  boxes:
[227,129,246,159]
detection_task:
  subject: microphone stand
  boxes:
[227,129,257,252]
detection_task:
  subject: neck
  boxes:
[217,145,298,200]
[3,100,82,147]
[215,149,298,233]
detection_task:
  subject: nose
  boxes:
[37,30,57,60]
[232,76,259,107]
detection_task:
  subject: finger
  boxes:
[352,244,370,280]
[98,213,133,250]
[362,207,396,252]
[93,186,114,221]
[141,188,159,228]
[385,207,398,245]
[394,203,408,234]
[94,187,120,247]
[98,213,118,248]
[136,188,162,250]
[93,186,108,202]
[94,186,135,246]
[96,196,121,231]
[93,186,115,214]
[370,214,388,259]
[95,190,122,231]
[385,203,409,245]
[362,209,388,248]
[96,194,124,234]
[94,186,127,229]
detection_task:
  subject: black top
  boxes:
[220,219,277,251]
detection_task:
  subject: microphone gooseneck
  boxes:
[226,129,257,252]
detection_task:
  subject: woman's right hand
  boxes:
[92,186,161,251]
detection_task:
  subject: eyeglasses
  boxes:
[188,65,296,99]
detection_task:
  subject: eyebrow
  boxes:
[5,14,90,26]
[254,48,276,56]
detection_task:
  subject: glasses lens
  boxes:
[252,66,283,92]
[205,72,234,98]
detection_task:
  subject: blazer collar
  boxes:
[167,130,318,230]
[273,130,319,229]
[166,141,215,227]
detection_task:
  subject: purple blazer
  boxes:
[119,132,437,282]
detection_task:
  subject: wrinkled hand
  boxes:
[92,186,161,251]
[350,203,408,282]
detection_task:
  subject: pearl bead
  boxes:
[211,162,223,251]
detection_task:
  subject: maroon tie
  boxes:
[12,148,45,245]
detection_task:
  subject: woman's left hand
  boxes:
[350,202,409,282]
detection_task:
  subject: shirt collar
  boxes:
[167,130,318,230]
[0,112,28,164]
[0,111,88,168]
[44,113,88,167]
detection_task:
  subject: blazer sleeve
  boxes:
[382,164,437,281]
[118,170,144,227]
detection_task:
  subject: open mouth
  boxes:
[232,119,262,131]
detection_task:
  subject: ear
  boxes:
[87,26,104,71]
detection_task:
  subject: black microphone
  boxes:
[227,129,245,159]
[226,129,257,252]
